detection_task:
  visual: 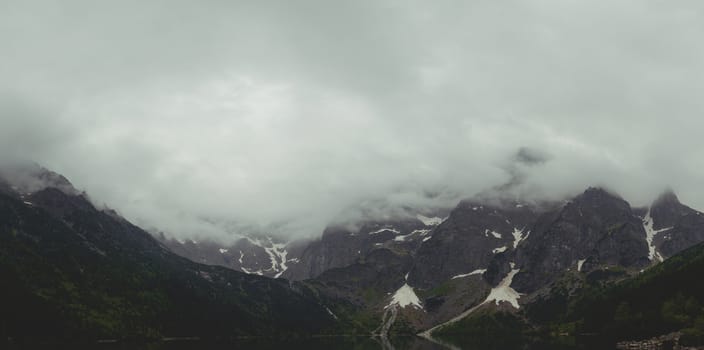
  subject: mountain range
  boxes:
[2,163,704,348]
[0,164,350,343]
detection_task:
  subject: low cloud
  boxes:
[2,1,703,242]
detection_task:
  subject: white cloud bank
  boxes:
[1,0,704,241]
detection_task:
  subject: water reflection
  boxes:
[133,337,447,350]
[6,336,447,350]
[6,335,615,350]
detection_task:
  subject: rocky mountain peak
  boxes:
[0,161,78,196]
[513,187,650,293]
[557,187,633,226]
[649,189,689,230]
[651,188,681,211]
[575,187,624,205]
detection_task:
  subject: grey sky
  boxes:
[2,0,704,242]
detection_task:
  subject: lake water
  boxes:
[4,335,616,350]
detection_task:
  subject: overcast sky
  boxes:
[2,0,704,242]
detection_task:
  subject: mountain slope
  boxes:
[159,234,304,278]
[409,198,544,289]
[646,190,704,259]
[0,166,344,342]
[563,240,704,344]
[284,214,446,281]
[424,191,704,348]
[513,188,651,293]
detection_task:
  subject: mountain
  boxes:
[283,213,447,281]
[271,186,704,344]
[0,164,346,343]
[420,189,704,348]
[512,187,651,293]
[158,184,704,344]
[158,211,449,282]
[527,191,704,346]
[158,233,306,278]
[646,190,704,259]
[564,239,704,345]
[4,162,704,348]
[409,198,546,289]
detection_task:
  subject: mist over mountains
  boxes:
[3,1,704,244]
[4,162,704,349]
[4,2,704,349]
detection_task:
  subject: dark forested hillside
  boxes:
[562,240,704,345]
[0,187,344,343]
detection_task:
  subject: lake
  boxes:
[3,334,616,350]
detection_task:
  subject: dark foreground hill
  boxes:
[564,240,704,345]
[0,169,346,343]
[432,238,704,349]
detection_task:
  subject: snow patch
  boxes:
[418,263,522,340]
[267,239,289,277]
[240,267,263,276]
[240,266,264,276]
[393,229,429,242]
[238,251,244,264]
[643,209,669,262]
[493,246,508,254]
[219,248,228,254]
[452,269,486,279]
[577,259,586,272]
[23,201,33,206]
[267,242,289,278]
[244,237,291,278]
[326,307,338,320]
[485,229,502,239]
[417,215,445,226]
[511,228,528,249]
[485,264,522,309]
[368,227,401,235]
[386,283,423,310]
[422,236,432,242]
[394,235,409,242]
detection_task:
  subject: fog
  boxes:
[2,1,703,242]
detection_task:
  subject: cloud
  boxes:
[2,0,704,242]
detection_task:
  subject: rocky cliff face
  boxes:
[313,248,413,306]
[159,234,301,278]
[647,191,704,259]
[513,188,651,293]
[158,211,448,280]
[304,187,704,336]
[408,199,545,289]
[282,213,447,281]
